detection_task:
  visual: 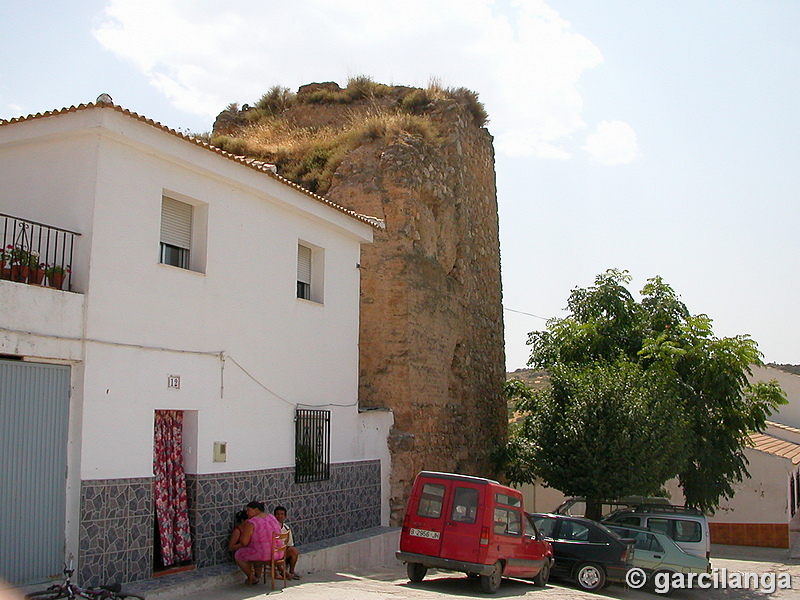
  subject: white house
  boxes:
[0,99,392,588]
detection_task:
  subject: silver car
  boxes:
[606,523,709,582]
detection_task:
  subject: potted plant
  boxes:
[28,262,46,285]
[0,246,11,279]
[45,264,71,290]
[8,245,36,282]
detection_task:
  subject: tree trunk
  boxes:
[585,498,603,522]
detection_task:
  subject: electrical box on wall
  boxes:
[213,441,227,463]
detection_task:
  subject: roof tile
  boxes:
[0,101,384,230]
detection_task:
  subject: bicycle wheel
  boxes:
[102,594,145,600]
[25,589,70,600]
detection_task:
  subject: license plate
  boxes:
[410,528,440,540]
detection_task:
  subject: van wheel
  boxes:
[480,561,502,593]
[407,562,427,582]
[533,561,550,587]
[574,562,605,591]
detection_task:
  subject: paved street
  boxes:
[169,551,800,600]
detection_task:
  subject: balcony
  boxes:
[1,213,80,292]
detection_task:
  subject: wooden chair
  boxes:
[269,531,291,590]
[248,531,290,589]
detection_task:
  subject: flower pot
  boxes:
[48,272,67,290]
[0,261,9,280]
[10,264,29,282]
[28,267,45,285]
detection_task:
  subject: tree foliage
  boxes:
[503,269,786,515]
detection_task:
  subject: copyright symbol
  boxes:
[626,567,647,589]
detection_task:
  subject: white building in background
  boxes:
[0,100,392,588]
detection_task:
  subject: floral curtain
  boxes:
[154,410,192,566]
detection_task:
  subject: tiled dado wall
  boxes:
[709,522,790,548]
[79,460,381,585]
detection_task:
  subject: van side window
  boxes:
[417,483,446,518]
[493,507,522,536]
[647,518,671,537]
[450,487,479,523]
[672,519,702,543]
[614,516,641,527]
[495,493,521,508]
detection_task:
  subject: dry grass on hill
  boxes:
[209,77,487,195]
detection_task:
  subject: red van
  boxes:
[396,471,553,593]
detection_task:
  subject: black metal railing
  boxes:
[1,213,80,291]
[295,409,331,483]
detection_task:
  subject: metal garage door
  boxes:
[0,359,71,585]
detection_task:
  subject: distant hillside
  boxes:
[769,363,800,376]
[506,367,549,390]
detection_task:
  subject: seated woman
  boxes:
[233,501,283,585]
[228,509,249,552]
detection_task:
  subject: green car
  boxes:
[605,524,709,581]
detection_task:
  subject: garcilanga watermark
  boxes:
[625,566,794,594]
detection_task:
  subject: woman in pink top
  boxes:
[233,501,283,584]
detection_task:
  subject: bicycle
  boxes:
[24,556,145,600]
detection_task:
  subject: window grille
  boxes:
[160,197,192,269]
[294,409,330,483]
[297,244,311,299]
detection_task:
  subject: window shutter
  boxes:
[161,197,193,249]
[297,244,312,284]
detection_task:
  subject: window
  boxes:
[524,514,539,538]
[296,241,324,302]
[614,516,642,527]
[556,520,590,541]
[294,409,330,483]
[495,493,521,508]
[160,197,192,269]
[450,487,479,523]
[672,519,702,543]
[533,516,556,538]
[417,483,446,518]
[297,244,312,299]
[493,507,522,536]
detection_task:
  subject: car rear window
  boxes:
[417,483,445,518]
[451,487,479,523]
[624,531,664,553]
[556,520,591,541]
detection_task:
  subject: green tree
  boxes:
[504,269,786,517]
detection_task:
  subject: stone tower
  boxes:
[215,83,507,524]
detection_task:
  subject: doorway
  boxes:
[0,359,70,585]
[153,410,193,571]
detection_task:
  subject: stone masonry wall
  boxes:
[323,99,507,523]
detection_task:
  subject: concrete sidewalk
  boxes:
[125,527,400,600]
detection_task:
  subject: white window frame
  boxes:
[159,193,207,273]
[296,241,324,303]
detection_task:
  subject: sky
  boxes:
[2,0,798,370]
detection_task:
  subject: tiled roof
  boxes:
[0,101,384,230]
[748,431,800,465]
[766,421,800,436]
